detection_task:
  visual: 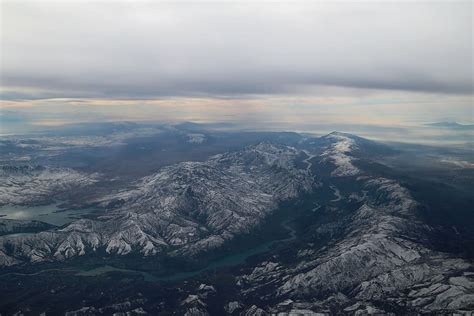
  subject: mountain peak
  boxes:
[326,131,356,137]
[315,131,395,157]
[321,131,360,141]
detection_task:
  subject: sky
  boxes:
[0,0,473,135]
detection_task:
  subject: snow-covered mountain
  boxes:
[0,131,472,315]
[0,165,99,206]
[238,175,473,313]
[0,142,315,265]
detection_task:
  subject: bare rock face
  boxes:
[0,143,315,265]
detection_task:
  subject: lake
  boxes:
[0,203,99,226]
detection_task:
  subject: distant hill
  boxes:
[426,121,474,130]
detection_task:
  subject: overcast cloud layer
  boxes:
[1,0,472,99]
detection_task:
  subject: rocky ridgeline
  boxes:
[0,143,315,265]
[236,157,474,313]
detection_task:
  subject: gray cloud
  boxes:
[1,1,472,99]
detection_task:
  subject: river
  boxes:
[0,214,298,283]
[77,218,298,282]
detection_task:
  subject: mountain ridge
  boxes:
[0,131,472,314]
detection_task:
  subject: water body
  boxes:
[0,268,77,278]
[76,265,158,282]
[1,219,298,282]
[157,240,277,282]
[160,220,297,281]
[78,219,298,282]
[0,203,98,226]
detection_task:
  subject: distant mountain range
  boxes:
[426,121,474,130]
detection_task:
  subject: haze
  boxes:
[0,0,473,140]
